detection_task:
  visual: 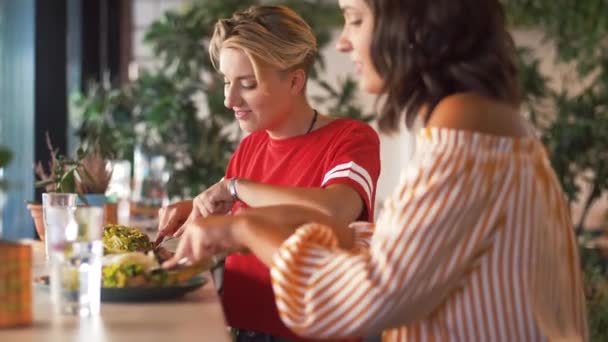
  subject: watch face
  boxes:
[229,178,238,200]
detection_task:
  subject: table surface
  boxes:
[0,240,231,342]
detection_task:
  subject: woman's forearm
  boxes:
[233,179,363,226]
[237,205,354,250]
[234,214,292,267]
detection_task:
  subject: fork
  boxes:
[155,235,178,248]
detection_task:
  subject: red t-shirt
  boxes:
[222,118,381,341]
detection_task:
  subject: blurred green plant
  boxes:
[72,82,135,160]
[74,0,369,198]
[0,146,12,190]
[577,235,608,340]
[0,147,11,168]
[34,133,82,197]
[506,0,608,233]
[33,133,110,203]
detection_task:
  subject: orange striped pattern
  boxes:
[271,127,588,341]
[0,241,32,328]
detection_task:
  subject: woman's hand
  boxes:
[162,215,246,268]
[155,200,193,245]
[162,210,298,268]
[155,179,235,245]
[192,179,235,217]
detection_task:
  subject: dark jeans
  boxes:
[233,328,292,342]
[233,329,381,342]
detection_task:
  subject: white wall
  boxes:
[131,0,188,73]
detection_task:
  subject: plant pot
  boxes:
[26,203,44,240]
[25,201,117,242]
[79,193,106,207]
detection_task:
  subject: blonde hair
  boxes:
[209,5,317,80]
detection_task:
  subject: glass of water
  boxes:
[48,205,105,317]
[42,193,77,260]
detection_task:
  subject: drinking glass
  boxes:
[106,159,132,224]
[42,193,77,260]
[49,206,104,316]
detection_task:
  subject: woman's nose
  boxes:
[224,84,242,108]
[336,31,353,53]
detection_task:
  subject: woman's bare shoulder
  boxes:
[426,93,531,138]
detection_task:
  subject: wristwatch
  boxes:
[228,178,239,201]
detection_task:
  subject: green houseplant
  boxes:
[75,145,113,204]
[74,0,370,201]
[75,145,117,225]
[29,133,83,240]
[72,81,135,161]
[29,134,116,239]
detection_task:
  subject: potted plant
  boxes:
[75,145,116,224]
[29,134,83,240]
[30,134,120,240]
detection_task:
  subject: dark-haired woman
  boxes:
[167,0,588,340]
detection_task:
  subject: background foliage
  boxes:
[0,147,11,168]
[506,0,608,232]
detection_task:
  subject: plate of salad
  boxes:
[35,224,212,302]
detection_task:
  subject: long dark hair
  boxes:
[367,0,521,132]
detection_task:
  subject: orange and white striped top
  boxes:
[271,127,588,341]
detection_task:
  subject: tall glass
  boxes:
[106,159,132,225]
[49,206,104,316]
[42,193,77,260]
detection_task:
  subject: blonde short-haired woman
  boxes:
[157,5,380,342]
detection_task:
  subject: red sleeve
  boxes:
[322,122,380,221]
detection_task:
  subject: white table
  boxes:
[0,240,231,342]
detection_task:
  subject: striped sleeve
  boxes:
[270,141,496,339]
[348,221,375,254]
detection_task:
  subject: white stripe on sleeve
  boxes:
[322,161,373,205]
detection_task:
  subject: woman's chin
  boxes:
[237,121,259,133]
[358,76,384,95]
